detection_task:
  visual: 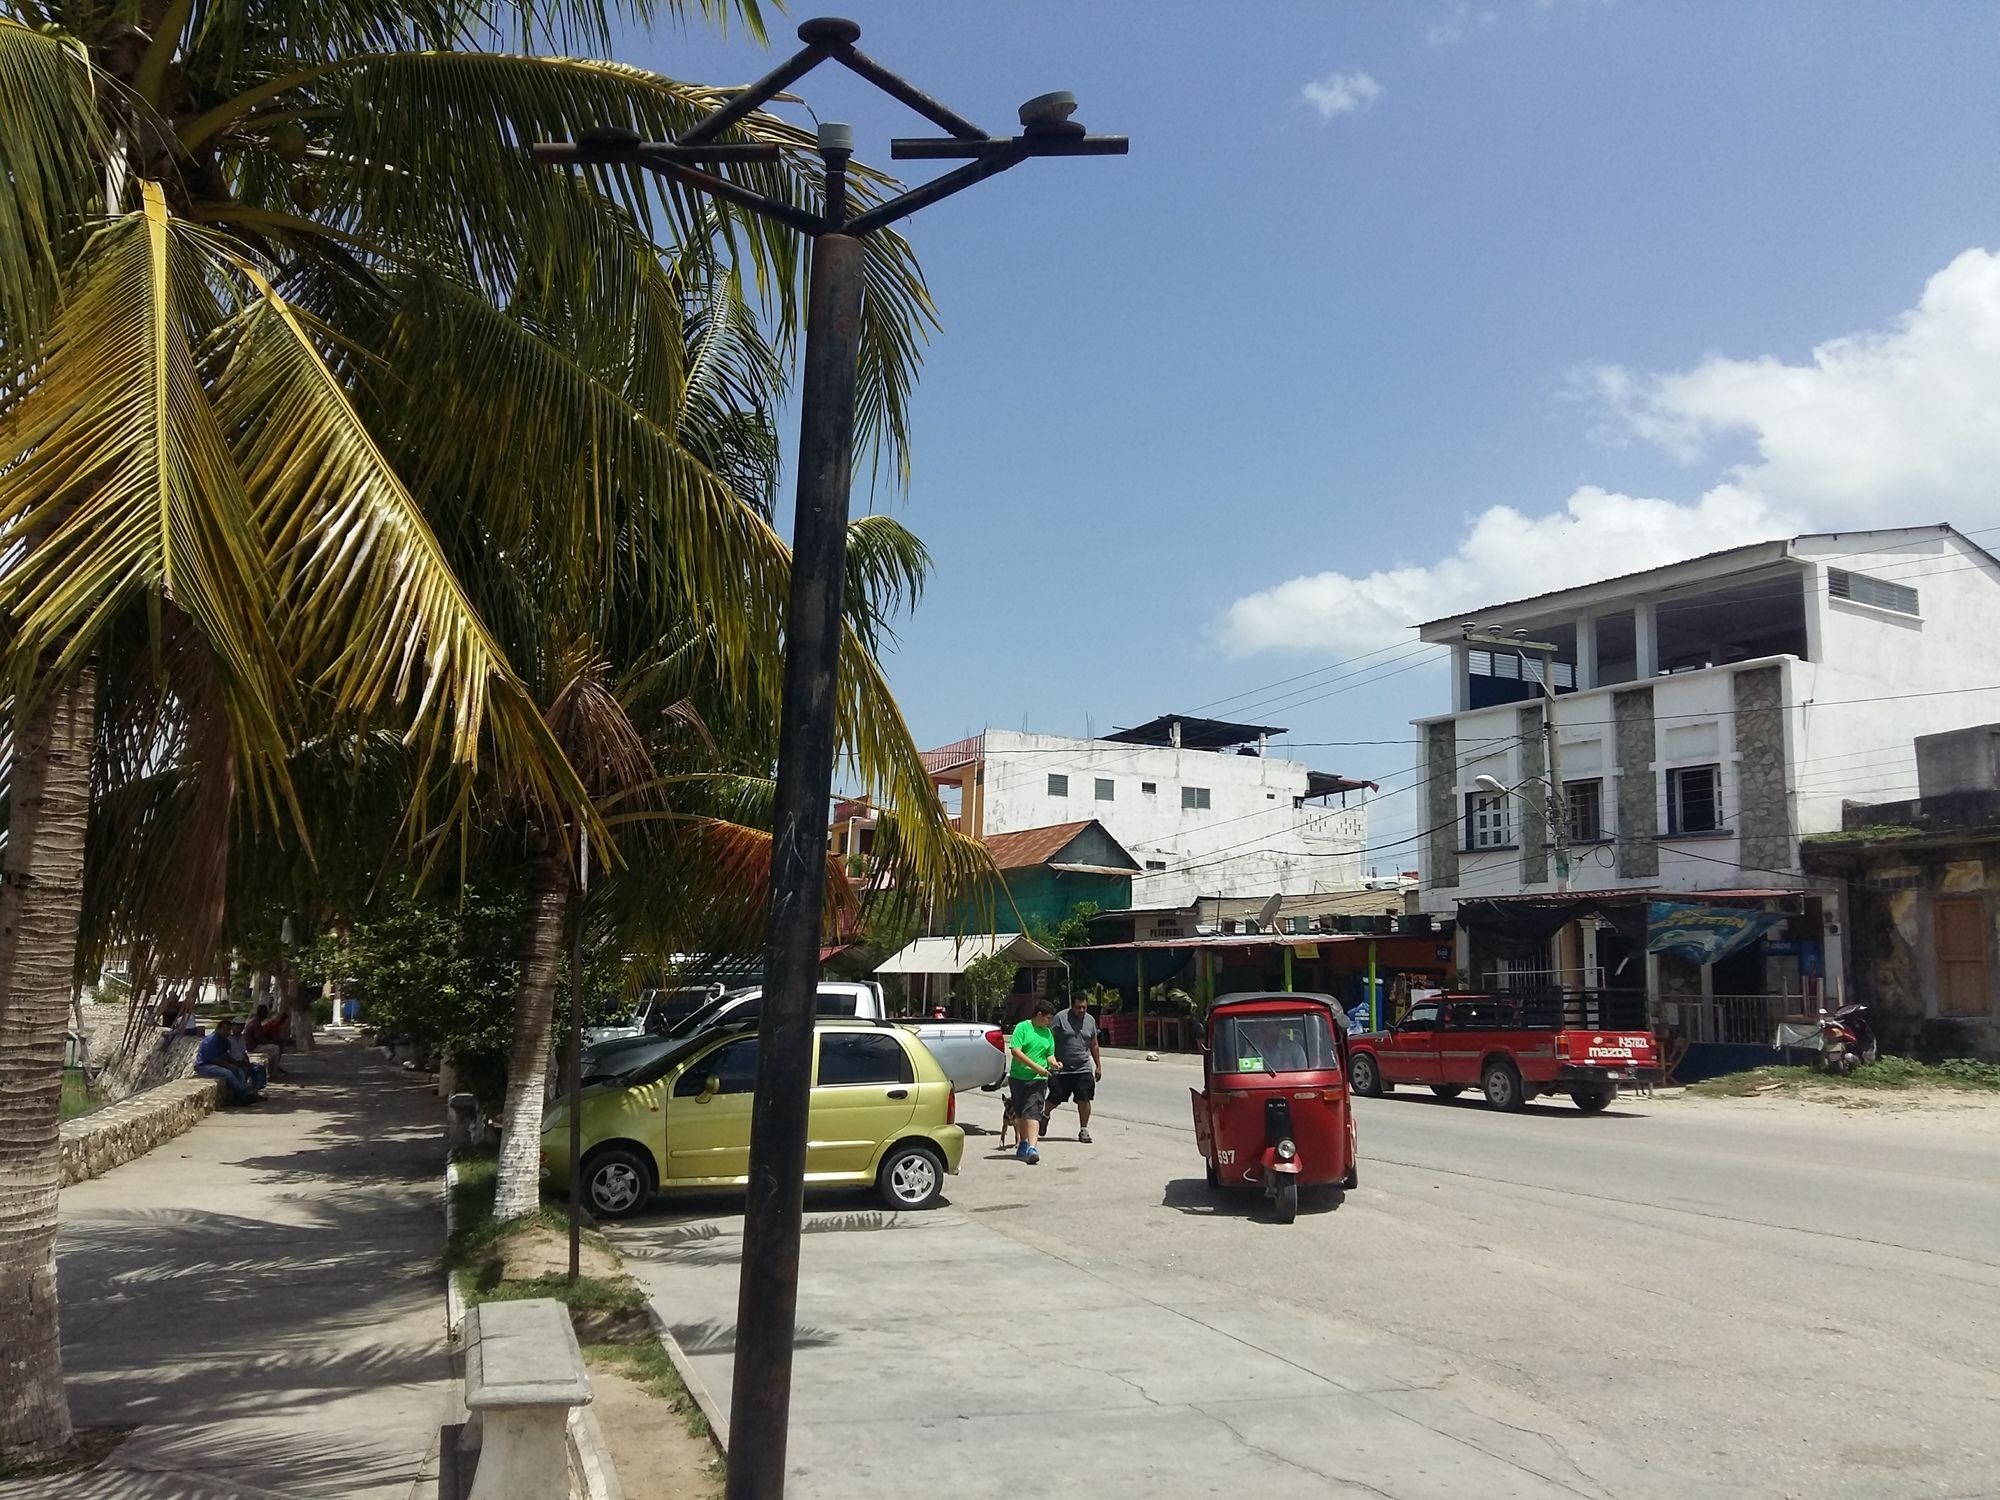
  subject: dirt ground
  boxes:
[584,1355,722,1500]
[1672,1084,2000,1130]
[499,1221,624,1281]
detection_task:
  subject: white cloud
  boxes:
[1425,4,1499,46]
[1217,248,2000,658]
[1301,70,1383,121]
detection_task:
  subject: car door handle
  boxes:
[886,1089,909,1100]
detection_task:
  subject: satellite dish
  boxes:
[1256,893,1283,931]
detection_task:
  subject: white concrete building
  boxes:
[923,714,1372,908]
[1412,524,2000,1037]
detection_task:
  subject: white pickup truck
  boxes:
[598,981,1007,1094]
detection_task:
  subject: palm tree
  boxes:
[0,0,955,1459]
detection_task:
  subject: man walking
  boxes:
[1006,998,1060,1165]
[1045,994,1102,1143]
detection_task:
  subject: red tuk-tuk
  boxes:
[1191,992,1357,1222]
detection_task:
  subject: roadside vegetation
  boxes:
[1690,1057,2000,1098]
[445,1151,718,1488]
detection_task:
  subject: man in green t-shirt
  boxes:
[1006,998,1060,1164]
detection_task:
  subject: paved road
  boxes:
[946,1051,2000,1499]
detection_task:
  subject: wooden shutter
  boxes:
[1933,898,1991,1018]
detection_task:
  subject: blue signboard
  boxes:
[1646,902,1786,966]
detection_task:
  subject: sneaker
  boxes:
[1023,1148,1040,1165]
[1078,1129,1092,1144]
[1015,1142,1031,1160]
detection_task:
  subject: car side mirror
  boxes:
[698,1076,720,1103]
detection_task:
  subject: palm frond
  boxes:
[295,49,930,475]
[356,266,792,661]
[843,513,930,652]
[0,188,292,803]
[0,19,112,351]
[198,244,593,831]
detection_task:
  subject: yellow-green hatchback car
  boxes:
[542,1020,965,1219]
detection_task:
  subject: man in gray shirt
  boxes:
[1045,994,1103,1143]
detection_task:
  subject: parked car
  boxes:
[542,1019,966,1218]
[1346,992,1657,1112]
[660,981,1008,1093]
[583,985,725,1047]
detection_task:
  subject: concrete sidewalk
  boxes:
[612,1201,1608,1499]
[2,1042,456,1500]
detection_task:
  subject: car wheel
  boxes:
[1273,1177,1299,1224]
[1429,1085,1464,1099]
[877,1144,945,1210]
[582,1146,655,1221]
[1482,1061,1526,1112]
[1571,1088,1614,1114]
[1350,1053,1385,1098]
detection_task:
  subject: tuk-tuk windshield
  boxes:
[1212,1010,1340,1075]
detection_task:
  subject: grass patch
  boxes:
[584,1341,711,1438]
[443,1147,712,1450]
[59,1068,99,1121]
[1801,824,1923,844]
[1690,1056,2000,1097]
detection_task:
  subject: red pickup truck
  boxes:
[1346,993,1657,1112]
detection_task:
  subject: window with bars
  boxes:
[1464,791,1512,849]
[1666,764,1722,834]
[1181,785,1211,810]
[1565,779,1605,843]
[1048,774,1068,797]
[1095,778,1115,801]
[1827,567,1919,616]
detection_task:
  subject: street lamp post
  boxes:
[534,24,1124,1499]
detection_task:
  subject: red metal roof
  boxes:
[982,821,1098,870]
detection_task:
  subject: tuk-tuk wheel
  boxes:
[1205,1161,1220,1191]
[1273,1177,1299,1223]
[1342,1162,1358,1191]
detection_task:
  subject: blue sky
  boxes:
[622,2,2000,856]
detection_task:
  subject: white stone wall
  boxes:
[972,730,1368,904]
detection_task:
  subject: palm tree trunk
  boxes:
[492,840,571,1223]
[0,669,96,1459]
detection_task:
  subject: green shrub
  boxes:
[311,998,335,1025]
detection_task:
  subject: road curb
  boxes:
[442,1159,467,1343]
[644,1300,731,1456]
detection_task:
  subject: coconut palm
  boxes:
[0,0,960,1459]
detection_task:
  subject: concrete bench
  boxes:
[462,1299,593,1500]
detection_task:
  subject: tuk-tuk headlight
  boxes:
[1276,1138,1297,1161]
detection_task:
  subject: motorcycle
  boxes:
[1812,1003,1879,1075]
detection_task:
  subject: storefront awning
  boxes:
[874,934,1063,975]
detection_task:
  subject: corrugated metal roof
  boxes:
[982,821,1097,870]
[874,934,1063,974]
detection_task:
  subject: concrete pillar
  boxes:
[1574,613,1597,690]
[1634,600,1658,680]
[1818,891,1845,1007]
[1450,644,1471,712]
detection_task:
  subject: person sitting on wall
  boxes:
[194,1019,262,1105]
[245,1003,289,1076]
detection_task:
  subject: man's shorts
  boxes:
[1047,1070,1096,1107]
[1008,1078,1049,1122]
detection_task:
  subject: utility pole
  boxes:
[1462,628,1570,893]
[533,27,1123,1498]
